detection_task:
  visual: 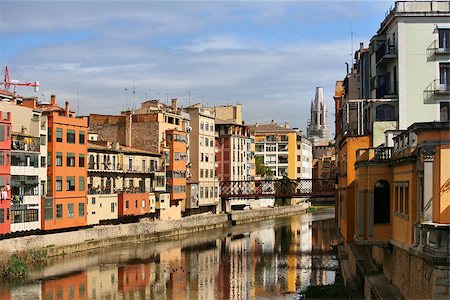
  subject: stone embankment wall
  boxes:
[0,204,308,259]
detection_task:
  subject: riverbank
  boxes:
[0,203,309,261]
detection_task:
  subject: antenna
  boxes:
[132,80,136,110]
[74,80,80,116]
[350,22,356,64]
[124,88,128,110]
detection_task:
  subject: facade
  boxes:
[295,134,313,179]
[368,1,450,130]
[5,104,47,232]
[335,2,450,298]
[165,129,187,211]
[86,140,164,224]
[23,95,89,231]
[248,122,299,179]
[184,105,219,214]
[307,87,331,146]
[0,110,11,234]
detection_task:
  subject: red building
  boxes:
[0,111,11,234]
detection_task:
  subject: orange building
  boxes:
[165,129,187,209]
[118,264,151,293]
[24,95,88,230]
[0,111,11,235]
[117,192,150,217]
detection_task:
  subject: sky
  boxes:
[0,0,392,133]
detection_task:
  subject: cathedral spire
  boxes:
[307,86,331,146]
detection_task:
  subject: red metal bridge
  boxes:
[220,178,336,199]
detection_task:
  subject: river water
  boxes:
[2,208,339,299]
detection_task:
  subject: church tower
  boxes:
[307,86,331,146]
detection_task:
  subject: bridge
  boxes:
[220,178,336,199]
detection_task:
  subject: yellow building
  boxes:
[247,122,307,180]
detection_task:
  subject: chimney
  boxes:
[50,95,56,105]
[171,98,177,111]
[360,42,364,52]
[255,122,258,127]
[284,122,289,129]
[125,112,132,147]
[271,119,275,125]
[65,101,69,117]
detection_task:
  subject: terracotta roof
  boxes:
[0,89,23,98]
[247,123,295,133]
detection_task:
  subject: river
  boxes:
[2,208,340,299]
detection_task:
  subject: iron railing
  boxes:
[220,178,335,198]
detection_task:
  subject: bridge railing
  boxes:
[220,178,335,198]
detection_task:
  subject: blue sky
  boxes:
[0,0,392,133]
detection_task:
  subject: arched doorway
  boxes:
[374,180,390,223]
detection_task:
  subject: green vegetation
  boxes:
[255,156,273,178]
[0,250,47,282]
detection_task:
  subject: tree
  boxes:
[255,156,273,178]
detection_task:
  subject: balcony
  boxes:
[11,135,40,152]
[376,81,397,99]
[356,147,393,163]
[434,79,450,95]
[427,39,450,58]
[376,43,397,66]
[416,223,450,259]
[88,162,163,173]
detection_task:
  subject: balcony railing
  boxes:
[376,43,397,65]
[427,39,450,57]
[88,163,163,173]
[356,147,393,163]
[11,135,40,152]
[417,223,450,258]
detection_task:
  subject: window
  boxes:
[135,199,138,208]
[78,203,85,217]
[200,169,204,178]
[201,153,204,162]
[40,134,46,146]
[67,153,75,167]
[205,123,209,131]
[374,180,390,224]
[0,125,4,142]
[210,124,214,131]
[40,156,46,167]
[210,139,213,147]
[44,198,53,220]
[210,169,213,178]
[439,63,450,91]
[438,28,450,50]
[200,137,204,146]
[79,154,85,167]
[56,152,62,166]
[200,187,204,198]
[126,200,129,209]
[79,176,85,191]
[205,187,209,198]
[47,127,52,142]
[375,104,395,121]
[142,199,146,208]
[66,176,75,191]
[56,128,63,142]
[68,203,74,218]
[210,187,214,198]
[56,204,63,219]
[79,131,85,144]
[47,152,52,167]
[0,208,4,224]
[92,197,96,205]
[56,176,63,191]
[200,122,204,130]
[111,202,115,213]
[67,130,76,144]
[394,182,409,217]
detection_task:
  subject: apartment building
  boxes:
[183,105,219,214]
[295,133,313,179]
[86,139,164,224]
[0,102,47,232]
[365,1,450,140]
[335,2,450,298]
[23,95,88,231]
[215,120,253,182]
[248,121,299,179]
[0,108,11,234]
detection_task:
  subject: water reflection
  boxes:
[5,209,338,299]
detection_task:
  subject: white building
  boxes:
[184,104,220,214]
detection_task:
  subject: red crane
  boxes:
[2,66,39,92]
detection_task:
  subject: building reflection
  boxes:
[11,215,338,300]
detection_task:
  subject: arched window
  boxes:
[374,180,390,224]
[376,104,395,121]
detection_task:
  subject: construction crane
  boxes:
[2,66,39,93]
